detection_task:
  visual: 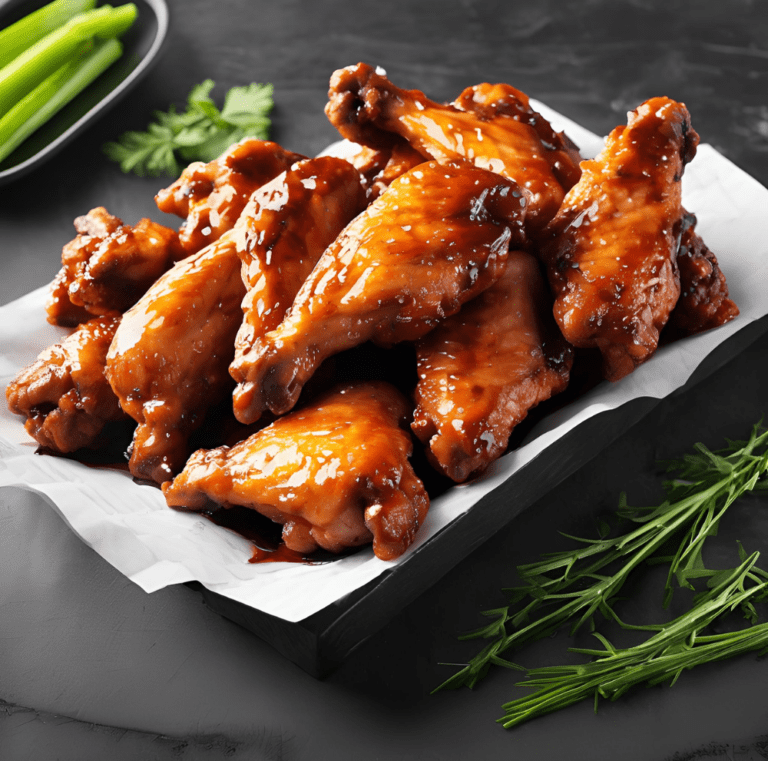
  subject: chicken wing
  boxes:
[105,230,245,484]
[412,250,573,483]
[155,138,305,254]
[230,156,367,424]
[342,139,425,200]
[540,96,699,381]
[163,382,429,561]
[239,158,528,420]
[325,63,581,230]
[6,315,129,452]
[665,210,739,339]
[46,207,185,327]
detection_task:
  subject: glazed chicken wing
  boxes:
[105,232,246,484]
[155,138,305,254]
[412,250,573,483]
[163,382,429,561]
[540,96,699,381]
[239,158,528,420]
[230,156,367,424]
[665,210,739,338]
[342,139,425,200]
[6,315,129,452]
[325,63,581,230]
[46,207,185,327]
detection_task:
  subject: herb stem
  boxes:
[435,424,768,692]
[498,554,768,728]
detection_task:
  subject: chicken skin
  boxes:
[6,315,129,452]
[665,211,739,339]
[46,207,185,327]
[105,234,247,484]
[163,382,429,561]
[155,138,305,254]
[239,158,528,420]
[325,63,581,230]
[412,251,573,483]
[230,156,367,424]
[343,139,426,200]
[540,96,699,381]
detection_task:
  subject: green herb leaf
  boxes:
[103,79,274,177]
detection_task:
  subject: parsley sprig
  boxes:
[103,79,273,177]
[435,423,768,717]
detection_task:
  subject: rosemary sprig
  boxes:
[500,552,768,728]
[435,423,768,692]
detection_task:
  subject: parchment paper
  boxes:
[2,105,768,623]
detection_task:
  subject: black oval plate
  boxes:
[0,0,168,184]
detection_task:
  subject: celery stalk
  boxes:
[0,4,137,117]
[0,0,98,69]
[0,38,123,164]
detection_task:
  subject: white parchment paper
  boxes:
[2,106,768,623]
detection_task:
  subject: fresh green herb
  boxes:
[499,552,768,728]
[435,423,768,692]
[0,4,136,117]
[0,0,97,70]
[102,79,274,177]
[0,38,122,164]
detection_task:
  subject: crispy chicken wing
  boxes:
[6,315,129,452]
[230,156,367,424]
[412,250,573,482]
[540,96,699,381]
[46,207,185,327]
[665,210,739,338]
[163,382,429,561]
[155,138,305,254]
[325,63,581,230]
[239,158,528,420]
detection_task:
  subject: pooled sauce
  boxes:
[36,446,132,472]
[204,505,345,565]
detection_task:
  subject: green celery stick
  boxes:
[0,4,137,117]
[0,38,123,164]
[0,0,97,69]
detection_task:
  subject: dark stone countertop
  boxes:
[2,1,768,758]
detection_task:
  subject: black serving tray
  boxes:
[187,314,768,678]
[0,0,168,184]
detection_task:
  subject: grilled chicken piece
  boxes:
[540,96,699,381]
[325,63,581,230]
[6,315,129,452]
[665,211,739,338]
[46,207,184,327]
[412,250,573,482]
[155,138,305,254]
[230,156,367,424]
[238,158,528,421]
[163,382,429,561]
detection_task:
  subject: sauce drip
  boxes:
[203,505,341,565]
